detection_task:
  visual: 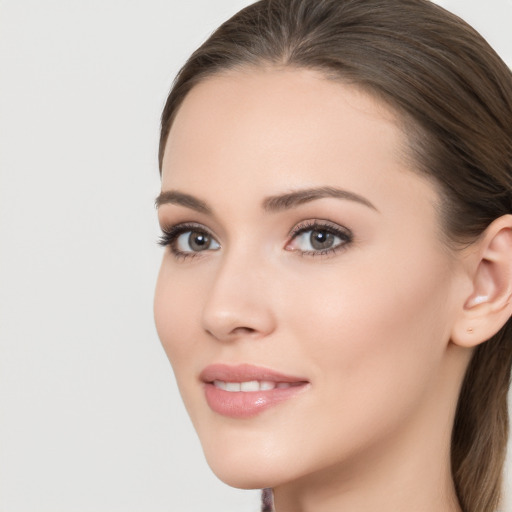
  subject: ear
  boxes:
[451,215,512,348]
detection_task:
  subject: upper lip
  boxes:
[200,363,308,384]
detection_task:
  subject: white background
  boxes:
[0,1,510,511]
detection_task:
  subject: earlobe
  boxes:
[451,215,512,348]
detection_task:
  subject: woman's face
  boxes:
[155,68,468,489]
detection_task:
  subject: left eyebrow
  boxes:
[262,186,378,212]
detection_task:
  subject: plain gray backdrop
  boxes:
[0,1,510,511]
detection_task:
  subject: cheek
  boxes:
[154,260,212,431]
[154,260,201,375]
[285,249,456,423]
[253,253,459,479]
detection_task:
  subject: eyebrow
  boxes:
[155,186,377,215]
[262,186,378,212]
[155,190,211,214]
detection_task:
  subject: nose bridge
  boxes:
[201,242,276,341]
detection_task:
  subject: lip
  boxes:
[200,364,309,418]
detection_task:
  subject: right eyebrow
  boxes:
[155,190,212,215]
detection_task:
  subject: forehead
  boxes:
[161,67,437,219]
[164,67,404,163]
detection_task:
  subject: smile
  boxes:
[201,364,309,418]
[212,380,301,392]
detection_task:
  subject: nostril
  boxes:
[204,325,258,341]
[231,326,257,335]
[204,326,256,339]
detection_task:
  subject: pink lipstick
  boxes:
[200,364,309,418]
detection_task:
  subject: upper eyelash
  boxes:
[158,222,215,249]
[287,220,353,257]
[158,220,353,257]
[289,220,353,243]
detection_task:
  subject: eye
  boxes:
[175,230,219,252]
[159,223,220,258]
[285,221,352,255]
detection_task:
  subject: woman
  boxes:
[153,1,512,511]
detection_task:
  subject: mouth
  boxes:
[211,380,303,392]
[200,364,309,418]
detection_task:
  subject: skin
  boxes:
[154,67,475,512]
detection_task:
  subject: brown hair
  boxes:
[159,1,512,510]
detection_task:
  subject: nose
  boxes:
[201,252,277,342]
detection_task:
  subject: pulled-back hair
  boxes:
[159,1,512,510]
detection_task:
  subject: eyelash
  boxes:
[158,223,217,260]
[158,220,353,260]
[287,220,353,257]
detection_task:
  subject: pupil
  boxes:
[310,230,333,250]
[189,232,210,251]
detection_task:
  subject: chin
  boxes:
[197,427,295,490]
[201,446,276,489]
[209,467,273,490]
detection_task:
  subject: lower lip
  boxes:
[204,382,308,418]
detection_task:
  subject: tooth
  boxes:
[240,380,259,392]
[225,382,241,392]
[213,380,227,390]
[213,380,288,392]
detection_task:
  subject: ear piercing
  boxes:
[466,327,474,334]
